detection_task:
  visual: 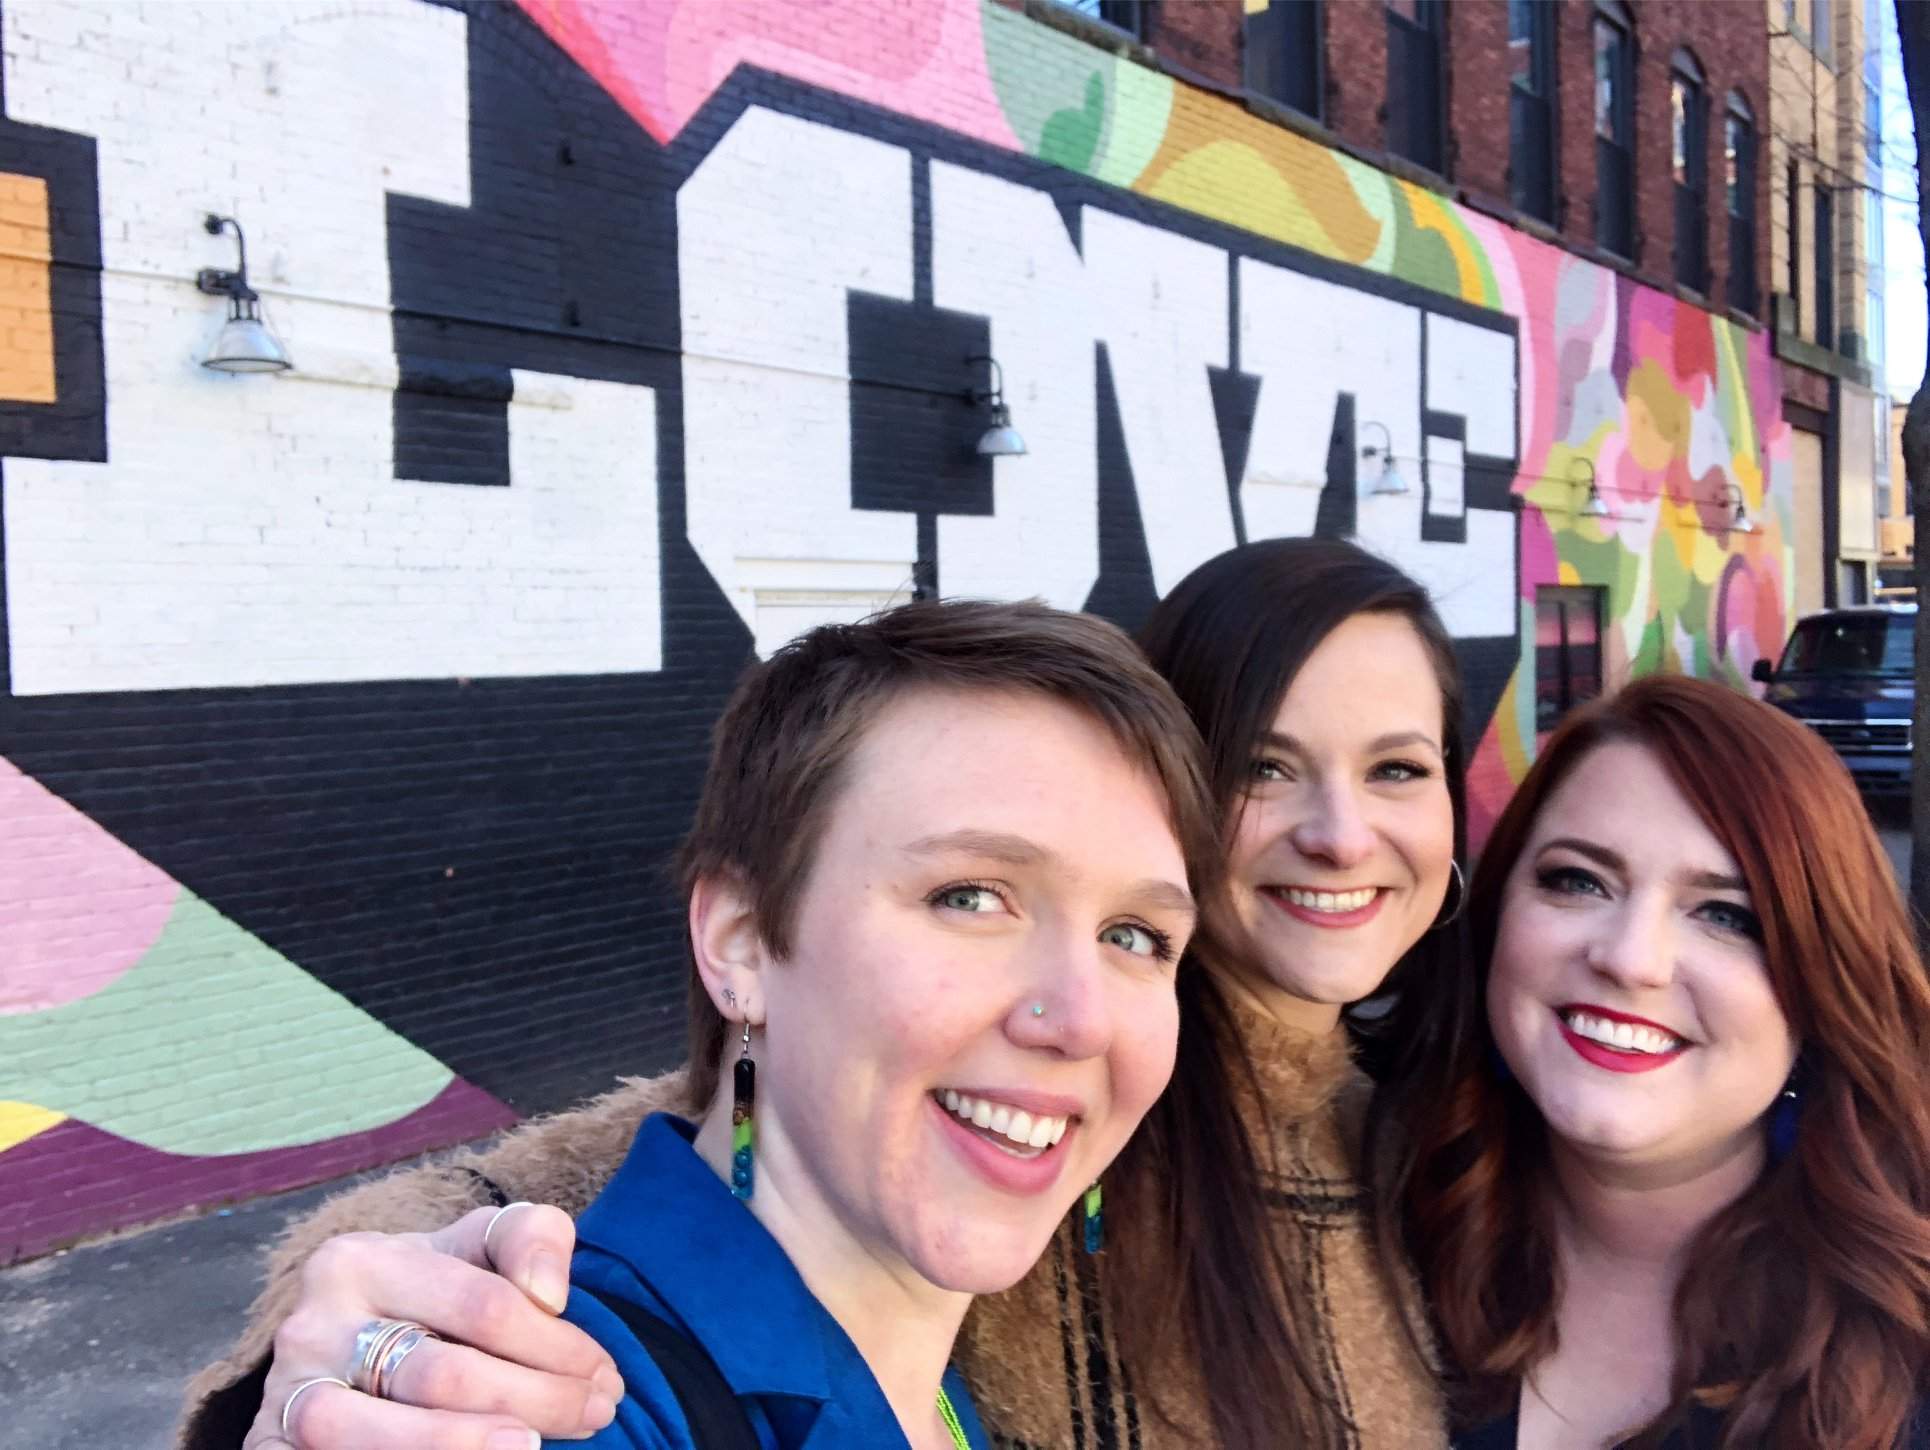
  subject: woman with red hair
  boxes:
[1388,675,1930,1448]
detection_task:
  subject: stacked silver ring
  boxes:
[348,1317,441,1400]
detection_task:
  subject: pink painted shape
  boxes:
[0,757,178,1015]
[513,0,1018,152]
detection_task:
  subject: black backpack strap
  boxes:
[578,1287,761,1450]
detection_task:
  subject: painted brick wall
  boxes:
[0,0,1794,1261]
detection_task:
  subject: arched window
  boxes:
[1671,48,1709,291]
[1593,1,1635,257]
[1725,91,1758,312]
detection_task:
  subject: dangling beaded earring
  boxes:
[1081,1181,1104,1254]
[731,1021,756,1201]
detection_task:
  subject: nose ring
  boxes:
[1030,1002,1046,1018]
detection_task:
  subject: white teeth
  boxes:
[938,1091,1071,1153]
[1561,1010,1684,1055]
[1280,886,1378,914]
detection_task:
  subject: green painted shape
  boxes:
[1092,59,1173,187]
[1041,70,1107,173]
[982,0,1110,166]
[1386,188,1461,295]
[1338,155,1400,273]
[0,892,452,1156]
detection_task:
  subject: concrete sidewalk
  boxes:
[0,1178,346,1450]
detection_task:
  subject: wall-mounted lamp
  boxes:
[966,354,1026,457]
[195,214,292,374]
[1359,420,1408,496]
[1720,482,1755,534]
[1573,457,1610,517]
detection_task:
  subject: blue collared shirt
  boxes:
[547,1113,990,1450]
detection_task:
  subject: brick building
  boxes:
[0,0,1798,1260]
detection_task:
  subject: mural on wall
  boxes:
[0,0,1789,1258]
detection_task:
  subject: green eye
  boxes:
[1099,921,1175,961]
[932,884,1001,913]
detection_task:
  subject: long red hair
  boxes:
[1388,674,1930,1447]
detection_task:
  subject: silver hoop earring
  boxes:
[1433,859,1466,928]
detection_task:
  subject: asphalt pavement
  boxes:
[0,1176,352,1449]
[4,797,1919,1450]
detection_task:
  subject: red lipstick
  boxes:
[1554,1004,1690,1075]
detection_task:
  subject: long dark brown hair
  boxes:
[1392,674,1930,1447]
[1104,538,1469,1449]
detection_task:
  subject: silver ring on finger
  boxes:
[349,1317,437,1396]
[481,1199,537,1270]
[374,1324,440,1400]
[281,1375,351,1443]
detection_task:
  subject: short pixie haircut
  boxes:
[678,598,1220,1108]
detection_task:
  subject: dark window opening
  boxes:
[1386,0,1445,174]
[1056,0,1155,40]
[1247,0,1323,119]
[1535,586,1606,733]
[1593,4,1634,257]
[1671,52,1708,292]
[1509,0,1557,221]
[1815,181,1835,348]
[1786,160,1802,313]
[1725,94,1756,312]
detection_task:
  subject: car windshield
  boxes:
[1779,614,1912,676]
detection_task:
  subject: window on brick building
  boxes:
[1815,181,1835,349]
[1385,0,1445,174]
[1812,0,1832,63]
[1246,0,1323,120]
[1593,1,1634,258]
[1670,50,1708,292]
[1786,160,1802,314]
[1535,586,1605,734]
[1509,0,1557,222]
[1725,92,1757,313]
[1055,0,1154,42]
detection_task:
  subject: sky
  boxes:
[1881,0,1924,399]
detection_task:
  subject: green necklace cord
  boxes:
[936,1385,971,1450]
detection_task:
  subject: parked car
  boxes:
[1752,604,1913,795]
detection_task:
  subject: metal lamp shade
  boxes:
[975,403,1027,457]
[203,314,292,374]
[1367,459,1408,496]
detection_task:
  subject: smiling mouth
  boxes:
[935,1090,1070,1157]
[1272,886,1381,914]
[1558,1007,1688,1056]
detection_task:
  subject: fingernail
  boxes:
[592,1365,625,1401]
[528,1250,568,1314]
[582,1393,617,1431]
[485,1431,539,1450]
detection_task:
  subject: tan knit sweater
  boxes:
[178,1003,1445,1450]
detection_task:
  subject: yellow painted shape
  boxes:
[1246,0,1269,12]
[0,1100,65,1153]
[1403,184,1486,302]
[1136,92,1384,266]
[1558,561,1581,585]
[0,173,54,404]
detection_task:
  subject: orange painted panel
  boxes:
[0,173,55,404]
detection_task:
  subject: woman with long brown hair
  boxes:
[1389,675,1930,1448]
[185,538,1466,1450]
